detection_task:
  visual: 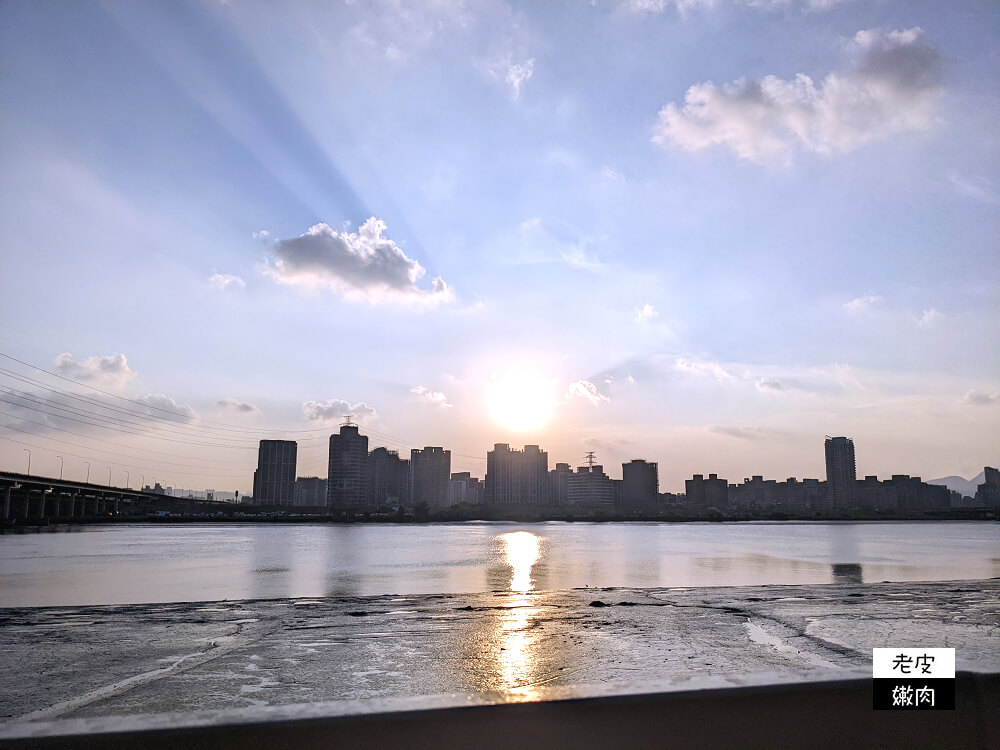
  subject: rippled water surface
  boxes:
[1,521,997,607]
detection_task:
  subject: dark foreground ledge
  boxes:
[2,672,997,750]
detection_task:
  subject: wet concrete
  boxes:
[1,580,997,730]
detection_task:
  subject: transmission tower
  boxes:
[584,451,596,467]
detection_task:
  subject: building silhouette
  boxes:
[825,436,857,510]
[252,440,297,506]
[449,472,484,505]
[485,444,549,505]
[685,473,728,510]
[367,447,410,511]
[621,460,659,511]
[567,464,615,509]
[327,424,369,511]
[548,462,573,505]
[294,476,327,506]
[976,466,1000,507]
[410,447,451,509]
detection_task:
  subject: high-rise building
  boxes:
[449,472,484,505]
[621,460,659,511]
[684,473,728,509]
[825,436,857,510]
[548,462,573,505]
[566,464,615,509]
[410,446,451,509]
[485,444,549,505]
[368,447,410,510]
[294,476,327,506]
[976,466,1000,507]
[252,440,297,506]
[327,424,369,510]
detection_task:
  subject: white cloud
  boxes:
[674,357,735,382]
[844,294,883,314]
[653,28,941,164]
[302,399,377,423]
[505,59,534,100]
[137,393,197,420]
[54,352,136,387]
[264,217,453,306]
[217,397,259,414]
[963,390,998,406]
[949,174,1000,205]
[567,380,610,405]
[635,303,658,323]
[917,308,942,327]
[755,377,786,392]
[252,230,271,241]
[411,385,453,408]
[209,273,245,290]
[708,424,767,440]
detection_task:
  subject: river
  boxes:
[1,521,997,607]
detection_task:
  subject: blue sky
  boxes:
[1,0,997,493]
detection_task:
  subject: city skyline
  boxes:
[1,1,998,493]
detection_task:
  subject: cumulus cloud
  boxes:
[917,308,942,326]
[302,399,377,422]
[54,352,136,387]
[137,394,197,420]
[675,357,735,382]
[755,377,786,392]
[264,217,453,306]
[844,294,883,314]
[567,380,610,405]
[963,390,998,406]
[217,397,259,414]
[209,273,245,290]
[411,385,453,408]
[635,303,658,323]
[653,28,942,164]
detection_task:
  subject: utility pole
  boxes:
[23,448,30,475]
[85,462,90,483]
[56,455,63,480]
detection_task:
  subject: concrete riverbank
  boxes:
[1,580,998,738]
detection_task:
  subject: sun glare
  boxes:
[487,372,555,433]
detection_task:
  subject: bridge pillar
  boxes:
[36,492,48,519]
[3,487,9,520]
[19,491,30,519]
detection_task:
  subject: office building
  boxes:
[548,462,573,506]
[825,436,857,510]
[252,440,297,506]
[411,446,451,509]
[327,424,369,510]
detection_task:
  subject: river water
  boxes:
[1,521,997,607]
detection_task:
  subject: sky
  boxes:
[0,0,997,494]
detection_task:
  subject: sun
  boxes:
[487,371,556,433]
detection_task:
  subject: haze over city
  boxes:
[1,0,997,495]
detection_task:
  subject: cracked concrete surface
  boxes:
[1,580,997,730]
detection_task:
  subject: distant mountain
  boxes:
[927,471,985,498]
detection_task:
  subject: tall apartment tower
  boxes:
[368,447,410,510]
[825,436,857,510]
[622,460,659,510]
[410,447,451,509]
[252,440,297,506]
[485,444,549,505]
[327,424,369,511]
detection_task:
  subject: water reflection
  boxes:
[832,563,864,584]
[496,531,544,696]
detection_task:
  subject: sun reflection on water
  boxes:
[497,531,543,695]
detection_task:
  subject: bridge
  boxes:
[0,471,227,524]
